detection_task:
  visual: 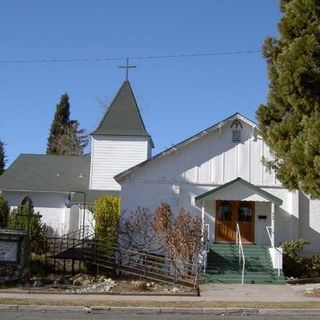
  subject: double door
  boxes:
[215,200,255,244]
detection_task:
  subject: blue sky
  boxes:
[0,1,281,166]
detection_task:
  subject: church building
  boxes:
[1,79,320,272]
[0,80,152,235]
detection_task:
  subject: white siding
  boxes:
[90,135,150,191]
[2,191,72,235]
[128,121,279,187]
[119,116,314,250]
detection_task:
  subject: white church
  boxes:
[1,79,320,261]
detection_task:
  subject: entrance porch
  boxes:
[195,178,284,283]
[195,177,283,247]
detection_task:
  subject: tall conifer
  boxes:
[47,93,88,155]
[0,140,6,175]
[257,0,320,198]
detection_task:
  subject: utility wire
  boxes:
[0,49,261,64]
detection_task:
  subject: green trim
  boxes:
[195,177,283,206]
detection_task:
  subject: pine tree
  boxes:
[257,0,320,198]
[0,140,6,175]
[47,93,88,155]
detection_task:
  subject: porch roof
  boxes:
[195,177,283,206]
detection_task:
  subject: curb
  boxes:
[2,305,320,316]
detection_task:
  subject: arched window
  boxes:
[231,119,243,143]
[20,196,33,214]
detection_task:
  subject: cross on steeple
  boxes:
[118,57,136,80]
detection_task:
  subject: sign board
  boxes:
[0,241,18,263]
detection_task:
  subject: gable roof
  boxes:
[115,113,257,183]
[91,80,154,147]
[0,154,91,193]
[195,177,283,206]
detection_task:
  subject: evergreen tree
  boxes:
[47,93,88,155]
[0,196,9,227]
[0,140,6,175]
[257,0,320,198]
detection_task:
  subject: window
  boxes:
[238,203,252,222]
[20,196,33,214]
[232,130,241,143]
[231,119,243,143]
[218,201,232,221]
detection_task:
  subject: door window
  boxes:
[238,202,252,222]
[217,201,232,221]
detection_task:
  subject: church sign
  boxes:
[0,241,18,263]
[0,229,26,283]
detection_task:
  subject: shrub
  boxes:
[119,206,163,253]
[281,239,310,277]
[7,208,46,254]
[154,203,203,264]
[93,195,120,245]
[311,256,320,276]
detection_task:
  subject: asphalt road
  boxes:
[0,311,319,320]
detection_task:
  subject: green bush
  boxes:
[93,195,120,245]
[8,208,46,254]
[281,239,310,277]
[311,256,320,276]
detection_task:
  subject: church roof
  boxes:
[0,154,90,193]
[91,80,154,146]
[0,154,117,204]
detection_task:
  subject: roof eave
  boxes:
[195,177,283,206]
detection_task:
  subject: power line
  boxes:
[0,49,261,64]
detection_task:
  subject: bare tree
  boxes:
[119,207,163,253]
[154,202,203,264]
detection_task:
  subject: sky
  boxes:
[0,0,281,167]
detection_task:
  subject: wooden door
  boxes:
[215,200,255,244]
[237,201,255,244]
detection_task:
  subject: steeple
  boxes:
[89,80,154,191]
[92,80,153,147]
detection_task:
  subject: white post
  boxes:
[271,202,275,248]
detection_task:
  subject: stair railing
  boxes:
[266,226,281,277]
[236,223,245,285]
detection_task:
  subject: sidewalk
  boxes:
[0,283,320,315]
[0,283,319,302]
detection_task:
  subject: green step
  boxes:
[202,244,286,284]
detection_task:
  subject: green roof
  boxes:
[0,153,117,204]
[0,154,90,193]
[91,80,153,146]
[195,177,283,206]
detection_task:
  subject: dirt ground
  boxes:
[9,273,197,296]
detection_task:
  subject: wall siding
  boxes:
[130,121,279,186]
[119,118,316,249]
[90,135,150,190]
[2,191,72,235]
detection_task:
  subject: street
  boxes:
[0,311,319,320]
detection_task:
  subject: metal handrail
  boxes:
[236,223,245,285]
[266,226,281,276]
